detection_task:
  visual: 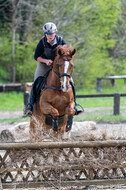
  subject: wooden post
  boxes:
[24,91,29,109]
[111,79,116,86]
[97,77,102,91]
[113,93,120,115]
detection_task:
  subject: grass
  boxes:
[0,116,30,123]
[0,92,24,111]
[74,109,126,123]
[0,81,126,123]
[76,96,126,108]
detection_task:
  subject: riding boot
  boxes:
[70,79,84,115]
[24,76,45,117]
[24,85,35,117]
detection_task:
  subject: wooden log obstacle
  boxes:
[0,140,126,189]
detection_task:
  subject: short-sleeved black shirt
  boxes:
[34,35,67,61]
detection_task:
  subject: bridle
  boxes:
[43,56,73,92]
[54,57,72,80]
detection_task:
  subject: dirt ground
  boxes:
[0,109,126,142]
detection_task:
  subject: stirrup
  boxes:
[74,103,84,115]
[24,103,34,117]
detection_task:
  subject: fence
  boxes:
[0,140,126,189]
[24,92,126,115]
[97,75,126,91]
[0,83,25,92]
[76,93,126,115]
[0,83,126,115]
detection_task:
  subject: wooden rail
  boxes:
[97,75,126,91]
[76,93,126,115]
[0,83,32,92]
[0,83,25,92]
[0,82,125,116]
[0,140,126,149]
[24,92,126,115]
[76,93,126,98]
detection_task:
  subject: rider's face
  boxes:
[46,32,56,44]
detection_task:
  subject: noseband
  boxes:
[55,57,72,80]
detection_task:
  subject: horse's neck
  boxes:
[47,70,60,87]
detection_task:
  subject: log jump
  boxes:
[0,140,126,189]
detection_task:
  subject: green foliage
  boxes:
[0,0,125,90]
[0,31,12,81]
[15,41,37,82]
[71,0,120,89]
[0,92,23,111]
[0,32,37,82]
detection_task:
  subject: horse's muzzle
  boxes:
[61,81,70,92]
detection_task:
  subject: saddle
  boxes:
[34,70,51,103]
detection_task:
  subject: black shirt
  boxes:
[34,35,67,61]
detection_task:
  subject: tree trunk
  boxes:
[11,0,20,82]
[11,21,16,82]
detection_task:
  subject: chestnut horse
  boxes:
[30,44,76,140]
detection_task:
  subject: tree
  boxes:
[0,0,38,82]
[0,0,122,90]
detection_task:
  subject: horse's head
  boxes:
[53,44,76,92]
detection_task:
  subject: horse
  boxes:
[30,44,76,140]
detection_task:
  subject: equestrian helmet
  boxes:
[43,22,57,34]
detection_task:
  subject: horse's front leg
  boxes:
[68,101,75,116]
[40,101,59,118]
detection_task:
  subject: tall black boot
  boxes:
[24,76,45,117]
[24,85,35,117]
[70,79,84,115]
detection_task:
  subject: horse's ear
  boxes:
[71,48,76,56]
[57,45,62,56]
[58,49,62,56]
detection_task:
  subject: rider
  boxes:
[24,22,83,117]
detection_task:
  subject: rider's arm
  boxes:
[37,57,53,66]
[34,39,52,66]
